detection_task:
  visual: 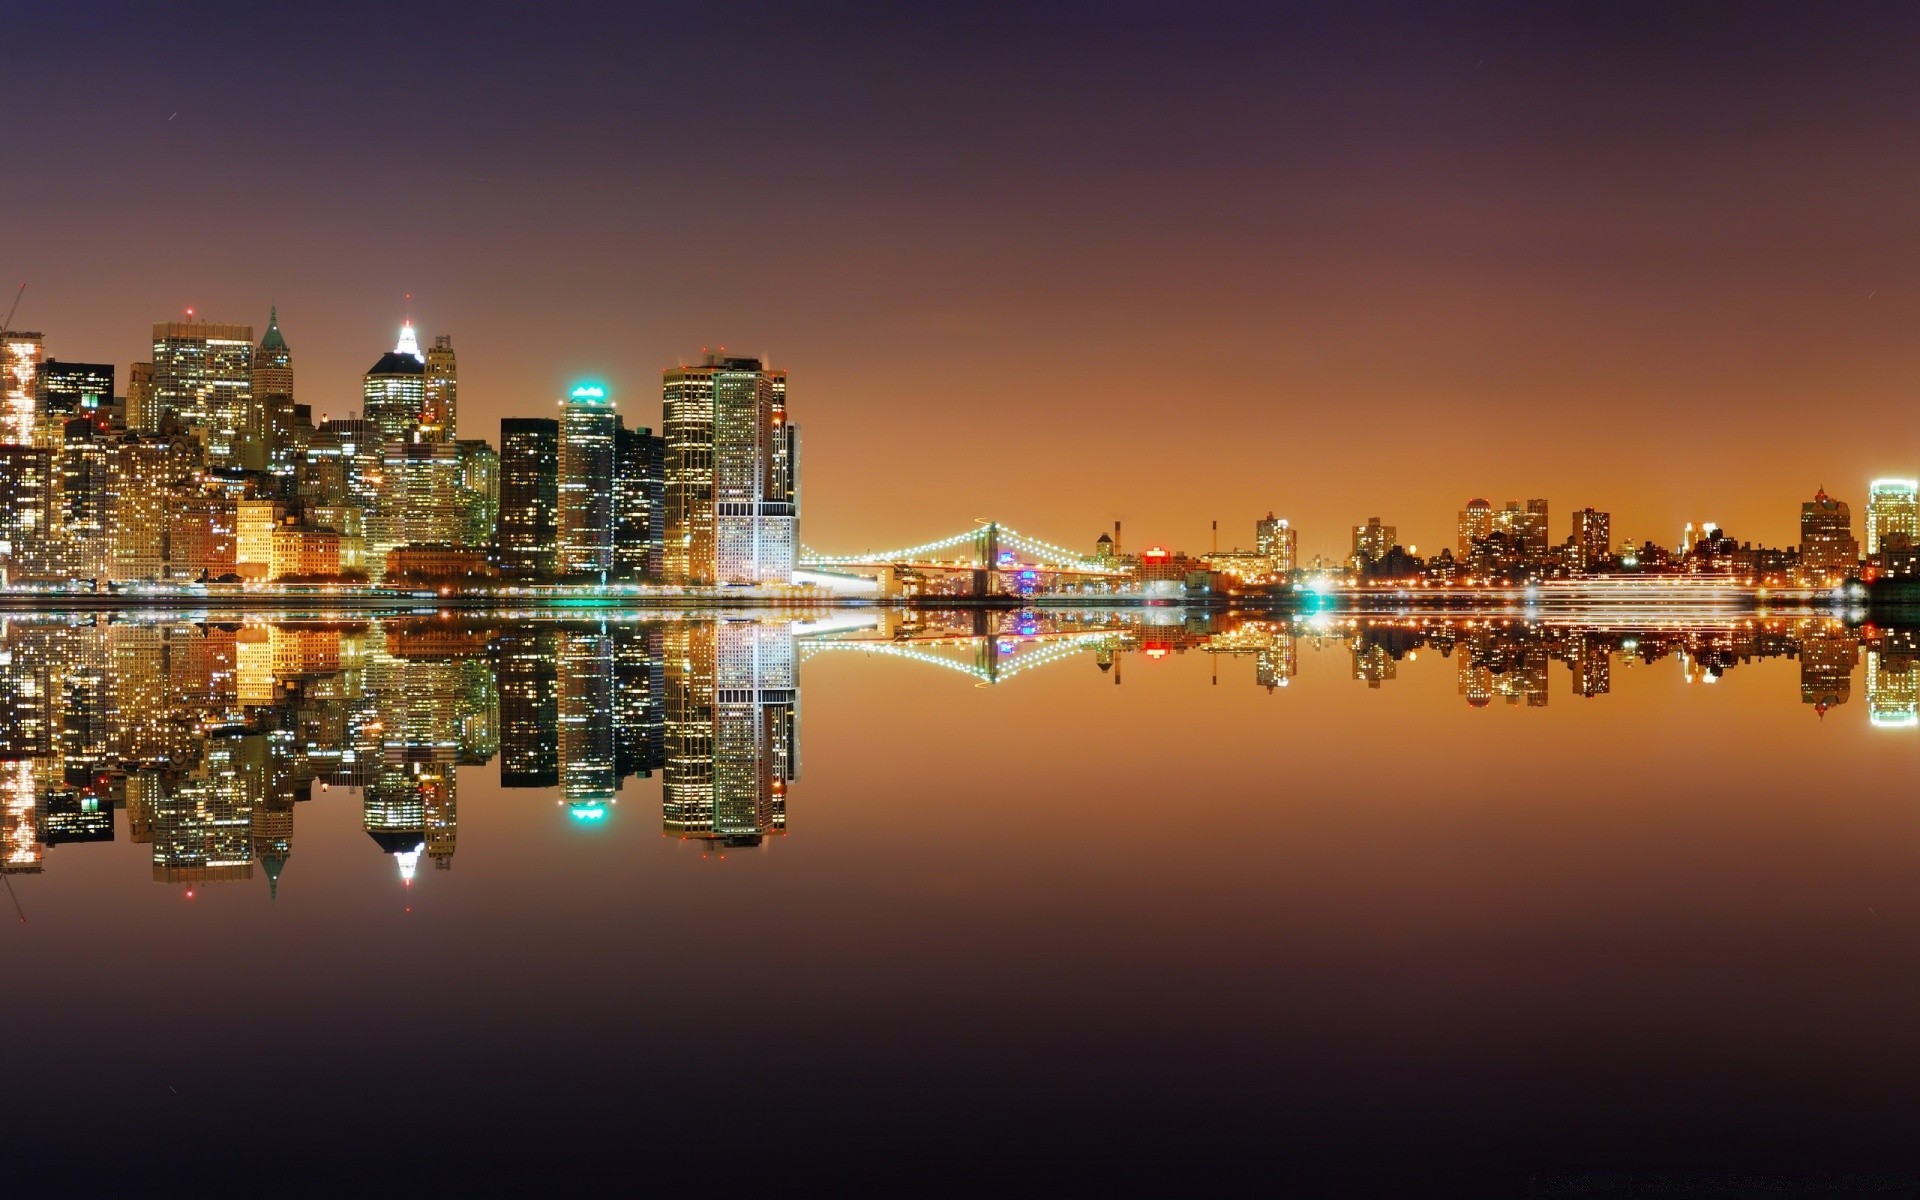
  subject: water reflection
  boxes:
[0,610,1913,890]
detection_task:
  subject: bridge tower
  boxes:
[971,521,1001,598]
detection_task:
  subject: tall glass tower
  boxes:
[558,384,616,579]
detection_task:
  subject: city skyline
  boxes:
[11,4,1920,558]
[9,302,1920,582]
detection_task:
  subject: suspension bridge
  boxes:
[799,521,1126,596]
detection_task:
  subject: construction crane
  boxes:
[0,282,23,342]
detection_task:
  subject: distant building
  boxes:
[1456,498,1493,556]
[1799,488,1859,580]
[558,385,617,578]
[151,320,254,467]
[497,417,558,575]
[1350,516,1395,569]
[124,362,156,433]
[1571,507,1611,572]
[1255,512,1296,574]
[1865,479,1918,555]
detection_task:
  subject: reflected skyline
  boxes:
[0,610,1913,895]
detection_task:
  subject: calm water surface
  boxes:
[3,610,1916,1194]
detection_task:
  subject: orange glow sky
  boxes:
[9,3,1920,560]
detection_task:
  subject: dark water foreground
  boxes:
[1,608,1916,1196]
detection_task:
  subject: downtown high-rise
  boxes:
[557,384,616,578]
[150,319,254,466]
[662,353,797,586]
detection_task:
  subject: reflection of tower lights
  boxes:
[395,842,424,883]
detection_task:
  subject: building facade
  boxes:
[151,320,254,467]
[662,354,796,586]
[497,417,558,576]
[557,386,616,578]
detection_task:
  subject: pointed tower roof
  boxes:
[260,850,287,901]
[259,305,288,352]
[395,320,423,362]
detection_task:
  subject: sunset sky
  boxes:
[9,1,1920,559]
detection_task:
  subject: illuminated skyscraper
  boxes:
[558,384,616,579]
[456,439,499,548]
[370,441,468,576]
[1255,512,1296,575]
[250,307,295,475]
[662,354,797,586]
[1457,498,1493,556]
[55,418,115,581]
[1865,480,1919,556]
[125,361,156,433]
[418,334,457,443]
[1571,508,1611,572]
[1491,499,1550,556]
[33,360,113,446]
[497,418,558,575]
[1350,517,1395,568]
[1,331,44,446]
[1799,489,1859,579]
[0,445,53,584]
[615,419,665,580]
[112,433,202,581]
[151,320,254,466]
[363,323,426,448]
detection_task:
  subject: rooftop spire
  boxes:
[259,305,288,352]
[395,319,422,362]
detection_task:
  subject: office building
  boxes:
[1,332,44,446]
[151,320,254,467]
[1351,517,1395,568]
[1572,507,1611,572]
[0,445,52,584]
[125,362,156,433]
[421,335,457,443]
[1255,512,1296,575]
[558,384,616,578]
[1799,488,1859,579]
[250,308,295,475]
[615,419,665,580]
[54,418,115,580]
[662,353,797,586]
[1457,498,1494,556]
[1866,479,1919,556]
[497,417,558,575]
[34,360,114,446]
[363,323,426,448]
